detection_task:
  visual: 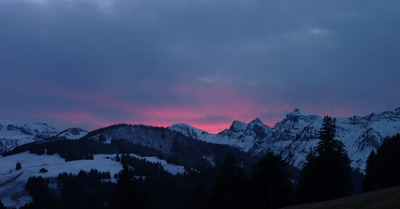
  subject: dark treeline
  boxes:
[363,134,400,192]
[20,169,114,209]
[120,154,214,209]
[201,153,295,209]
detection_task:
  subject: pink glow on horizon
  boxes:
[12,85,290,132]
[50,90,284,132]
[10,82,377,133]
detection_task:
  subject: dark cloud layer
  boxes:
[1,0,399,132]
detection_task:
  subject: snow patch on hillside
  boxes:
[56,128,88,140]
[129,154,186,175]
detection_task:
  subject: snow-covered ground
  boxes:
[0,120,60,154]
[0,152,187,208]
[56,128,88,140]
[0,152,122,208]
[129,154,186,175]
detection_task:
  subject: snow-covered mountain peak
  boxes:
[170,123,191,128]
[168,123,199,132]
[0,121,59,138]
[21,122,59,138]
[247,118,271,132]
[167,123,207,139]
[0,119,16,127]
[288,108,311,117]
[275,108,318,129]
[242,118,272,140]
[249,118,266,126]
[0,120,60,154]
[229,120,248,133]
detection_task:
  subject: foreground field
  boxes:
[0,152,186,208]
[283,185,400,209]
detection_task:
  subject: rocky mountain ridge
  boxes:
[168,108,400,171]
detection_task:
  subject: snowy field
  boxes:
[0,152,187,208]
[0,152,123,208]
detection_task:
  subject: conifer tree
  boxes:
[211,155,248,209]
[25,177,57,209]
[0,200,5,209]
[251,152,293,209]
[363,150,377,192]
[190,184,210,209]
[364,134,400,190]
[110,164,151,209]
[299,116,351,202]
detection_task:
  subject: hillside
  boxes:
[0,121,59,154]
[0,152,122,208]
[0,121,88,154]
[282,185,400,209]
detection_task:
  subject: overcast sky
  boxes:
[1,0,399,132]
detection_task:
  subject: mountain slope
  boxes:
[0,152,122,208]
[81,124,256,171]
[0,121,91,154]
[0,121,59,154]
[169,108,400,171]
[168,118,272,152]
[55,128,88,140]
[254,108,400,170]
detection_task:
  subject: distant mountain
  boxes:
[168,107,400,171]
[168,118,272,152]
[0,120,59,154]
[81,124,255,170]
[0,121,88,154]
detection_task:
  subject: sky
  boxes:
[1,0,400,133]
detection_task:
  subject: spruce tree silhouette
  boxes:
[251,152,293,209]
[211,155,248,209]
[364,134,400,191]
[110,164,151,209]
[190,184,210,209]
[0,200,5,209]
[299,116,351,202]
[363,150,377,192]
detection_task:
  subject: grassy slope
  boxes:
[282,185,400,209]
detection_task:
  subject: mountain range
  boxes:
[2,107,400,172]
[168,107,400,171]
[1,107,400,208]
